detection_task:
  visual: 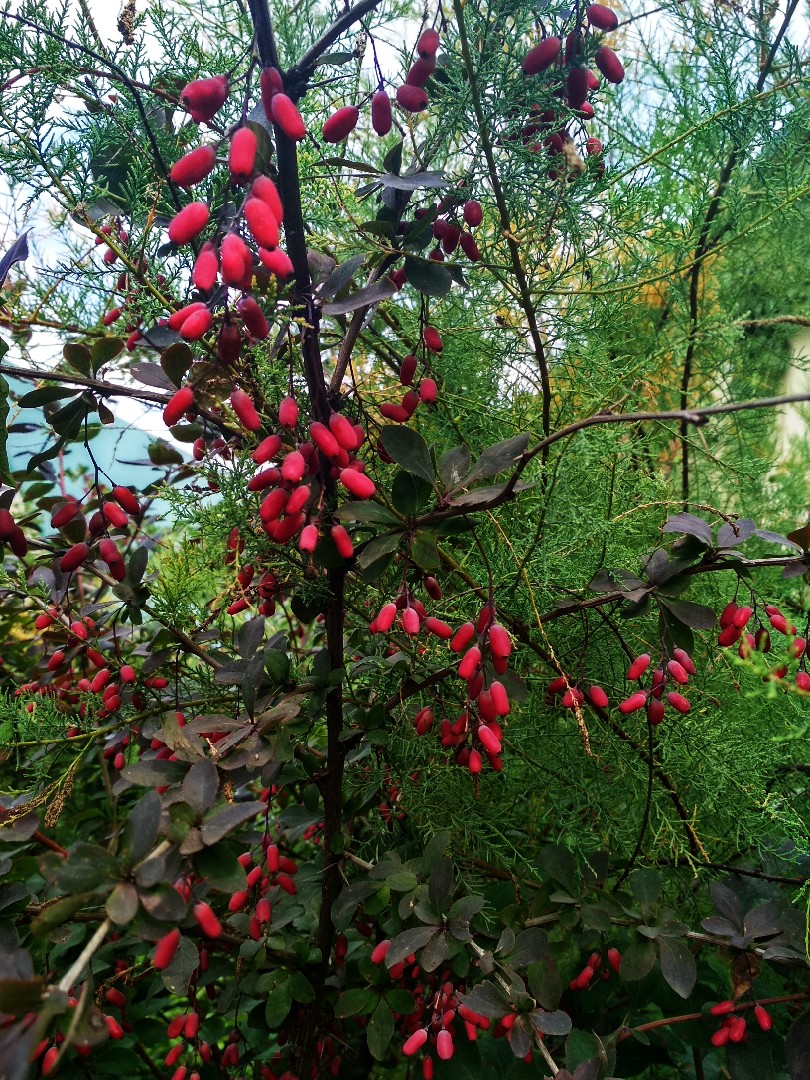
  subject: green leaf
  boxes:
[125,790,161,862]
[200,801,263,845]
[50,396,89,439]
[322,280,396,315]
[288,971,315,1003]
[386,925,438,967]
[384,989,417,1015]
[391,470,433,517]
[527,955,562,1011]
[463,435,530,484]
[181,759,218,815]
[459,981,510,1019]
[335,987,377,1017]
[265,978,293,1028]
[105,882,138,925]
[380,427,435,483]
[366,999,394,1062]
[91,337,124,369]
[160,342,193,388]
[630,868,661,917]
[192,846,246,893]
[17,386,79,408]
[63,343,92,376]
[403,256,453,297]
[336,500,401,525]
[160,935,198,995]
[657,935,696,998]
[438,444,472,489]
[619,937,657,982]
[411,530,440,570]
[357,531,404,569]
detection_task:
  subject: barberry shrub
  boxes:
[0,1,809,1079]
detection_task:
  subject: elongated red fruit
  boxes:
[488,623,511,658]
[192,242,219,291]
[627,653,650,681]
[51,499,81,528]
[403,1029,428,1056]
[331,525,354,559]
[244,198,279,249]
[163,385,194,426]
[329,412,358,450]
[451,622,475,653]
[322,105,360,143]
[371,91,392,135]
[477,724,501,755]
[251,176,284,222]
[168,202,210,245]
[425,617,452,639]
[181,75,229,122]
[251,436,281,466]
[489,680,509,716]
[523,37,562,75]
[423,325,443,352]
[260,66,283,119]
[170,145,217,187]
[567,66,589,109]
[458,646,481,680]
[340,468,376,499]
[229,126,257,182]
[587,685,609,709]
[595,45,625,83]
[618,691,647,714]
[60,542,90,573]
[666,659,689,685]
[193,901,222,938]
[281,451,306,483]
[310,421,340,459]
[180,307,213,341]
[400,354,418,385]
[237,295,269,339]
[270,93,306,140]
[258,247,294,278]
[220,232,251,285]
[587,4,619,30]
[278,397,299,427]
[418,29,440,58]
[463,199,482,227]
[407,57,435,88]
[396,84,428,112]
[231,390,262,432]
[103,501,129,528]
[299,524,318,553]
[666,691,690,714]
[647,698,665,725]
[168,301,207,331]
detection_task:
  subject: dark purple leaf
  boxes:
[385,926,438,967]
[0,231,32,287]
[710,882,744,931]
[716,520,756,548]
[659,598,717,629]
[658,936,696,998]
[662,513,713,545]
[531,1008,573,1035]
[199,801,264,846]
[322,279,396,315]
[743,901,784,940]
[458,980,510,1019]
[507,1017,532,1058]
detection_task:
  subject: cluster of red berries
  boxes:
[517,5,621,177]
[719,601,809,690]
[401,606,513,774]
[708,999,772,1046]
[568,947,622,990]
[322,27,441,144]
[379,350,438,422]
